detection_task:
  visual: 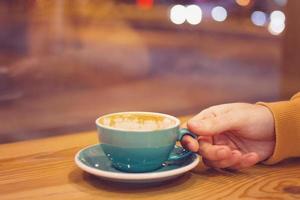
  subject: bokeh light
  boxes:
[137,0,154,9]
[251,11,267,26]
[268,21,285,35]
[185,5,202,25]
[235,0,251,7]
[170,5,186,25]
[273,0,287,7]
[268,10,285,35]
[211,6,227,22]
[270,10,286,24]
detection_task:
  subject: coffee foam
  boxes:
[99,113,176,131]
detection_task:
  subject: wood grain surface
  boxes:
[0,117,300,200]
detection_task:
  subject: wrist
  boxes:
[255,103,276,161]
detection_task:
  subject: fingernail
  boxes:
[217,148,228,158]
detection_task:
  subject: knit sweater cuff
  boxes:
[257,98,300,164]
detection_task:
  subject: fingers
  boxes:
[182,136,260,170]
[188,113,238,136]
[202,150,241,168]
[198,140,231,160]
[228,153,259,170]
[202,151,260,170]
[181,135,199,152]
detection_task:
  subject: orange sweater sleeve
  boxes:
[257,93,300,164]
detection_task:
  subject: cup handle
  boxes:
[167,128,197,162]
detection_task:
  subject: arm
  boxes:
[182,93,300,169]
[258,93,300,164]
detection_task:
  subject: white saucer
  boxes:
[75,144,199,183]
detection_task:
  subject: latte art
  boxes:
[99,113,176,131]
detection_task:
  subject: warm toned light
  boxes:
[268,22,285,35]
[137,0,153,9]
[186,5,202,25]
[268,10,286,36]
[235,0,250,6]
[170,5,186,25]
[270,10,286,23]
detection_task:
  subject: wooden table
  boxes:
[1,118,300,200]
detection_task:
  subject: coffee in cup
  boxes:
[96,112,195,172]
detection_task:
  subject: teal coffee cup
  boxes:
[95,112,196,173]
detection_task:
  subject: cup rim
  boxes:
[95,111,180,132]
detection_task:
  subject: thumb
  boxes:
[187,113,238,136]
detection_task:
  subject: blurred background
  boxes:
[0,0,299,143]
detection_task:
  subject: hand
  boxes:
[181,103,275,170]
